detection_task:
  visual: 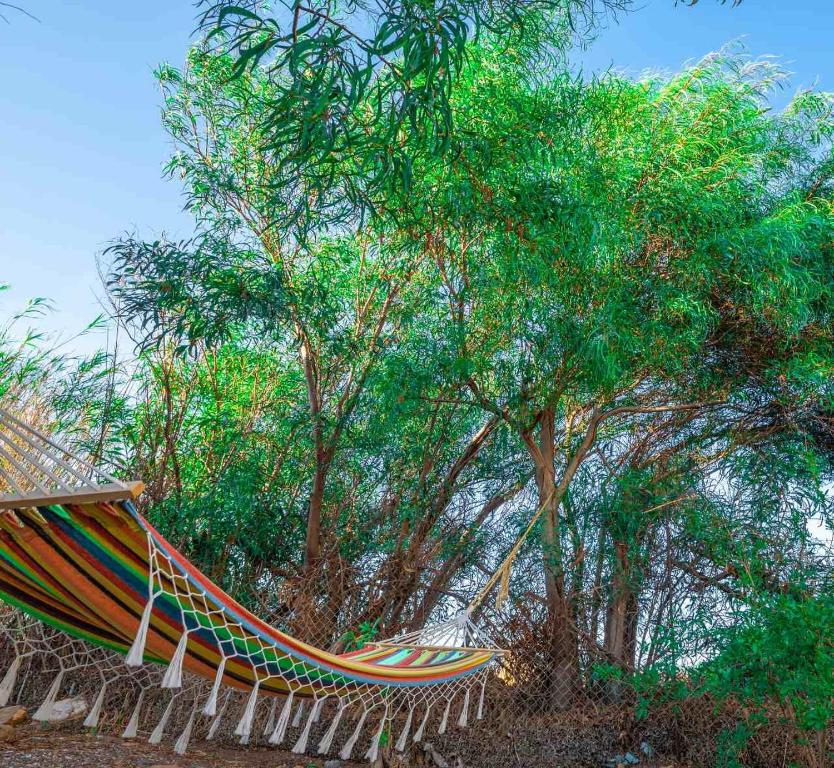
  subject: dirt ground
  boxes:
[0,722,688,768]
[0,724,352,768]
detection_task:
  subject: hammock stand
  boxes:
[0,408,505,760]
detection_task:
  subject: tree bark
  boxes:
[304,458,327,567]
[529,408,581,709]
[603,540,639,670]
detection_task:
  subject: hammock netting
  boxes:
[0,409,501,760]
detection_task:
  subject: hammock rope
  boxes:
[467,484,558,613]
[0,408,502,759]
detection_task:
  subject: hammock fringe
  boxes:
[148,696,175,745]
[203,656,226,716]
[291,703,317,754]
[339,708,369,761]
[395,706,414,752]
[438,696,452,735]
[364,704,389,762]
[160,631,189,689]
[318,700,347,754]
[457,688,470,728]
[32,670,64,722]
[269,690,294,745]
[126,599,153,667]
[413,703,432,742]
[207,690,232,740]
[264,697,278,736]
[234,680,260,740]
[174,703,199,755]
[121,690,145,739]
[0,655,21,706]
[291,699,305,728]
[83,681,108,729]
[477,675,487,720]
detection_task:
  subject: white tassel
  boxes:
[477,676,487,720]
[395,706,414,752]
[364,705,389,762]
[234,681,260,740]
[291,699,305,727]
[312,697,325,722]
[413,703,432,742]
[83,682,108,728]
[457,689,470,728]
[268,690,294,745]
[121,690,145,738]
[203,657,226,716]
[339,708,369,761]
[126,599,153,667]
[207,690,232,740]
[174,703,199,755]
[148,696,175,745]
[33,670,65,722]
[161,631,189,689]
[264,698,278,736]
[438,697,452,735]
[0,656,22,706]
[318,700,347,754]
[291,702,317,754]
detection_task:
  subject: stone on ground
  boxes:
[45,696,88,723]
[0,705,27,727]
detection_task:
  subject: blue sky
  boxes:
[1,0,832,356]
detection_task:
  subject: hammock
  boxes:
[0,409,501,759]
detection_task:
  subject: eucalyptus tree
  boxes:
[106,47,524,641]
[110,49,414,575]
[394,46,834,704]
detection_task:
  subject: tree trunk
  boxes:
[603,539,640,700]
[304,461,327,567]
[603,541,639,667]
[532,408,581,709]
[298,325,327,571]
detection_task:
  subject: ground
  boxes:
[1,724,352,768]
[1,722,687,768]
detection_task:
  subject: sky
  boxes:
[1,0,833,356]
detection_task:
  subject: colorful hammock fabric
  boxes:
[0,409,500,760]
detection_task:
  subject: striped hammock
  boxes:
[0,409,500,760]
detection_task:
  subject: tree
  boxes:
[387,44,834,704]
[107,46,520,640]
[106,34,834,709]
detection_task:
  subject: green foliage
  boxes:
[339,618,381,652]
[411,45,834,423]
[195,1,596,232]
[595,593,834,765]
[195,2,748,235]
[704,594,834,734]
